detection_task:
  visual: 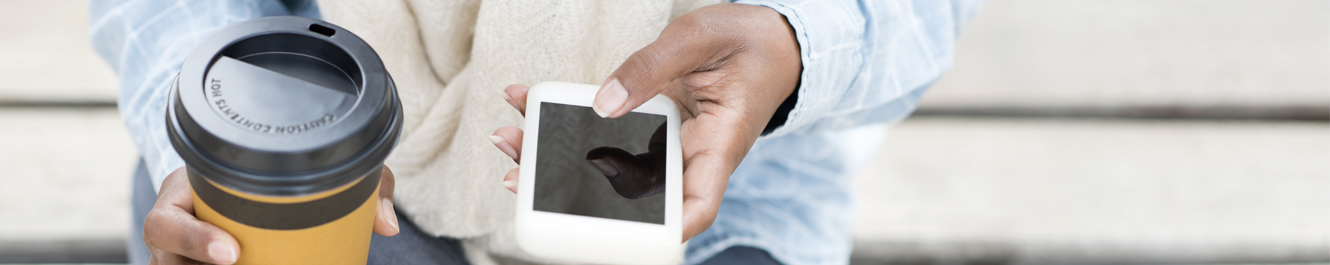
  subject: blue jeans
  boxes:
[128,159,777,264]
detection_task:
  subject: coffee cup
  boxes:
[165,16,401,265]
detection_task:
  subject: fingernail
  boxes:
[502,180,516,189]
[498,88,513,101]
[593,78,627,118]
[380,198,399,232]
[491,136,519,160]
[588,158,619,177]
[208,240,237,264]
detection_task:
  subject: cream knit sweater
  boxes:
[317,0,717,263]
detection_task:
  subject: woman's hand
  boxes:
[142,166,400,265]
[489,3,800,242]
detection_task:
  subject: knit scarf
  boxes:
[318,0,718,263]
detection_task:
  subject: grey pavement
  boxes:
[924,0,1330,110]
[0,109,136,263]
[0,109,136,242]
[850,117,1330,264]
[0,0,119,103]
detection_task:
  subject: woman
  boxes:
[91,0,982,263]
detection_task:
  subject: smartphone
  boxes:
[515,82,683,264]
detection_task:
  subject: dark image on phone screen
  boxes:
[533,102,666,224]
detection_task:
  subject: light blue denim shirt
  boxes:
[91,0,982,264]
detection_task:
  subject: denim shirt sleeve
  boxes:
[89,0,320,192]
[732,0,985,137]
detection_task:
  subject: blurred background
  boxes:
[0,0,1325,264]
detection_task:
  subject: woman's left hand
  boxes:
[489,3,801,242]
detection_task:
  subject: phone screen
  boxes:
[533,102,667,224]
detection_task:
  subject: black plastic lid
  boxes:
[167,16,401,196]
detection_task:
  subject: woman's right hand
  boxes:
[143,166,400,265]
[142,167,241,265]
[489,3,802,243]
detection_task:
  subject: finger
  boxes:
[377,166,396,202]
[501,84,532,116]
[586,147,665,199]
[595,13,726,118]
[145,168,240,264]
[147,246,199,265]
[374,166,399,236]
[154,253,208,265]
[501,167,519,193]
[678,151,730,242]
[488,126,525,163]
[676,118,749,242]
[648,123,667,150]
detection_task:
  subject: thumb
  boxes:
[144,168,240,264]
[586,146,666,199]
[145,211,241,265]
[594,26,717,118]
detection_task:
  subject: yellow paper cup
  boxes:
[190,168,380,264]
[165,16,402,265]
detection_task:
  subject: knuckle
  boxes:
[142,211,165,239]
[621,48,673,88]
[631,46,670,70]
[672,12,728,42]
[674,6,759,41]
[698,218,717,231]
[178,232,206,256]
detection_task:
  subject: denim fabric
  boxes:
[92,0,982,264]
[696,1,984,264]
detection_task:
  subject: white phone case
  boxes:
[515,82,684,264]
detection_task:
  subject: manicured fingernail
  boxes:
[502,180,516,189]
[498,88,513,101]
[593,78,627,118]
[208,240,237,264]
[380,198,399,231]
[588,159,619,177]
[491,135,519,160]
